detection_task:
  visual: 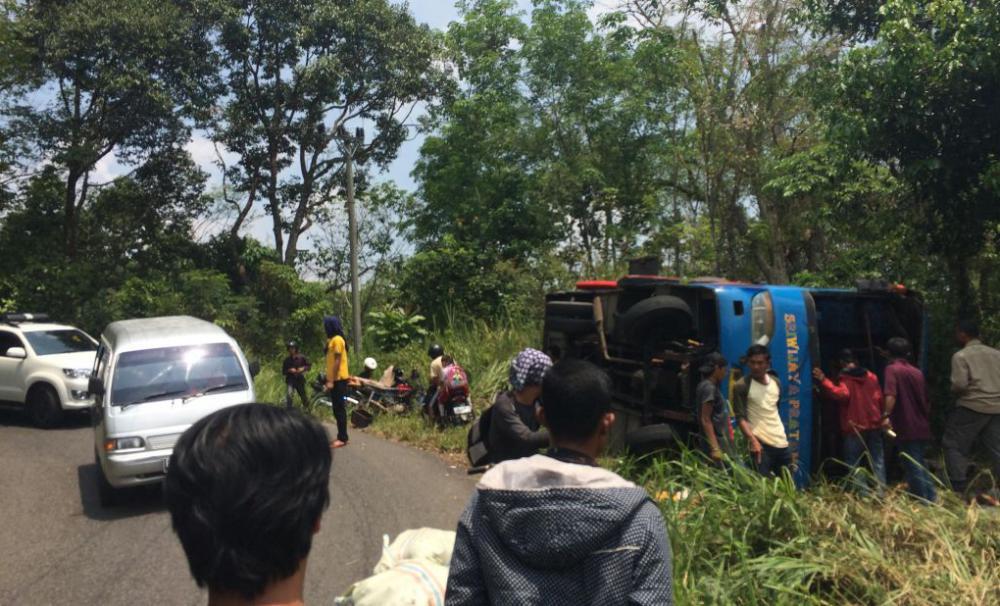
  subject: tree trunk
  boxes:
[268,147,284,262]
[63,169,81,260]
[950,254,975,321]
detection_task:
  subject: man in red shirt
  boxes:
[884,338,936,502]
[813,349,886,495]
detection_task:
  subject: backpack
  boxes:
[438,364,469,403]
[466,403,496,466]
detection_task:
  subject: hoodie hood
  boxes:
[475,455,650,571]
[841,366,870,380]
[323,315,344,339]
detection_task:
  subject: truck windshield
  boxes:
[111,343,248,407]
[24,330,97,356]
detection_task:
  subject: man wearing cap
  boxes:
[487,348,554,464]
[282,341,311,410]
[696,352,736,464]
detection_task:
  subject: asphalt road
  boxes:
[0,408,477,605]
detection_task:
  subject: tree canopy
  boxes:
[0,0,998,352]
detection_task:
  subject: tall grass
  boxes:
[627,451,1000,605]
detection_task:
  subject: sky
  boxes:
[90,0,619,243]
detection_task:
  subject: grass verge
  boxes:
[628,451,1000,605]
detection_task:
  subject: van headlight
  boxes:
[63,368,91,379]
[104,437,145,451]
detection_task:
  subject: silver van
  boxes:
[89,316,258,506]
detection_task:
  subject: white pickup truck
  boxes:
[0,313,99,427]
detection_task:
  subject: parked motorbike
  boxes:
[434,392,474,428]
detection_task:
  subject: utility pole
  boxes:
[340,127,364,354]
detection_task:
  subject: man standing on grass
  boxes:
[883,337,936,502]
[696,352,736,465]
[446,359,673,605]
[732,345,792,477]
[943,320,1000,504]
[282,340,311,410]
[813,349,886,495]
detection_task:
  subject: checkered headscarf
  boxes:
[509,348,553,392]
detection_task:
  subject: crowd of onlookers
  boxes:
[160,319,999,605]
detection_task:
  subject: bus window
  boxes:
[751,292,775,346]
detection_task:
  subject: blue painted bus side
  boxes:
[714,285,815,486]
[768,287,815,486]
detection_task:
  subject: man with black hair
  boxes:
[883,337,936,501]
[732,345,792,476]
[446,359,673,605]
[324,315,350,448]
[282,341,311,410]
[813,349,886,494]
[164,404,332,606]
[696,352,735,464]
[944,320,1000,501]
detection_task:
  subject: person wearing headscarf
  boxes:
[323,315,350,448]
[486,348,554,464]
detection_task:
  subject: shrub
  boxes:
[366,307,429,352]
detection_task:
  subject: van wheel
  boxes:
[625,424,680,457]
[94,450,120,507]
[28,385,63,428]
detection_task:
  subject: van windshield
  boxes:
[111,343,248,407]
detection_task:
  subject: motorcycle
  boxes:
[311,367,419,428]
[432,391,474,428]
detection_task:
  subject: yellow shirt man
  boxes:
[326,335,350,384]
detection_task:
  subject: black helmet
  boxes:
[286,340,299,350]
[428,343,444,359]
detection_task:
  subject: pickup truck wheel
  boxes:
[625,424,680,457]
[28,384,63,429]
[94,450,120,507]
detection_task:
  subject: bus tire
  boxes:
[617,295,693,344]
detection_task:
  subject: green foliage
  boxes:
[7,0,220,257]
[633,450,999,605]
[239,260,333,356]
[831,0,1000,311]
[212,0,449,265]
[366,307,429,352]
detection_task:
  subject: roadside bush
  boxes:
[367,306,429,352]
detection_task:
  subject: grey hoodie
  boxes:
[445,455,673,605]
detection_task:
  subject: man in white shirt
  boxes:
[732,344,792,476]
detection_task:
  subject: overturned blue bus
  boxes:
[542,274,927,485]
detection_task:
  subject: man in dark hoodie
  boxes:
[813,349,886,494]
[323,315,350,448]
[445,359,673,605]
